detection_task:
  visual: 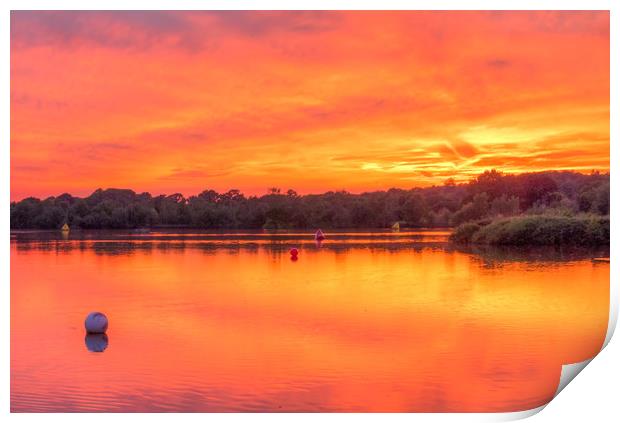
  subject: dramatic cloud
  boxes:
[10,11,609,200]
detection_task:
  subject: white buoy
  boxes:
[85,312,108,334]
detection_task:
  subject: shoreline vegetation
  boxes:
[11,170,609,246]
[450,215,609,246]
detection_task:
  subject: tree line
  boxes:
[10,170,609,230]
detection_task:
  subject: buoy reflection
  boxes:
[85,333,109,352]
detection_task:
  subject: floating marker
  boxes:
[85,312,108,334]
[315,229,325,241]
[289,248,299,257]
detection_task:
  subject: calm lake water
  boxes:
[11,229,609,412]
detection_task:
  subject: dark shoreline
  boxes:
[450,215,610,246]
[11,170,610,234]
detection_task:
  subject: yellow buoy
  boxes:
[61,223,70,232]
[391,222,400,231]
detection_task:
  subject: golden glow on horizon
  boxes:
[10,11,610,200]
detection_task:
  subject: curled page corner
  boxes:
[491,404,547,421]
[603,270,618,349]
[484,359,594,422]
[604,312,617,348]
[502,277,618,422]
[553,359,594,397]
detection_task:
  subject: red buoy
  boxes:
[289,248,299,257]
[315,229,325,241]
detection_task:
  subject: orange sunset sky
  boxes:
[10,11,610,201]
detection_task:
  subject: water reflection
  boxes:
[10,230,609,412]
[10,228,452,243]
[11,229,453,257]
[455,244,609,264]
[85,334,109,353]
[13,237,609,265]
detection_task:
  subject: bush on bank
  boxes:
[450,215,609,246]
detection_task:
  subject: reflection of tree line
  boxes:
[13,238,608,264]
[10,170,609,230]
[454,244,609,264]
[14,240,445,255]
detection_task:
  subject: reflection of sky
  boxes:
[10,11,610,200]
[11,235,609,411]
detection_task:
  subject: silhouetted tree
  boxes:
[9,170,609,230]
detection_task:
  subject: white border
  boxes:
[2,1,617,422]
